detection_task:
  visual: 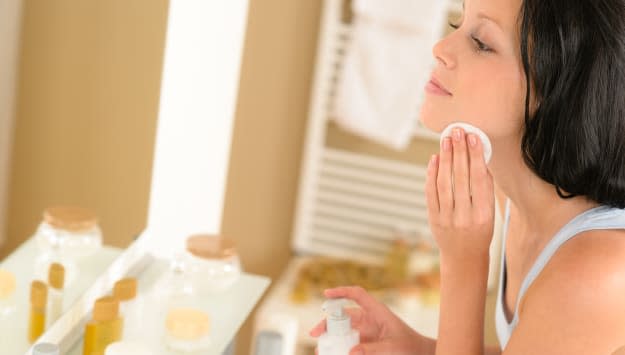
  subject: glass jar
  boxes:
[33,206,102,286]
[183,234,241,295]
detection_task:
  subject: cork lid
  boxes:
[30,281,48,308]
[48,263,65,290]
[113,278,137,301]
[43,206,98,232]
[92,296,119,322]
[186,234,237,260]
[0,269,16,300]
[166,308,210,340]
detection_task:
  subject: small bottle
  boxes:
[47,263,65,327]
[33,342,61,355]
[165,307,211,352]
[0,269,17,348]
[113,278,140,340]
[29,280,48,343]
[82,296,123,355]
[317,298,359,355]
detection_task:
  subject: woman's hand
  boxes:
[426,127,495,265]
[309,286,431,354]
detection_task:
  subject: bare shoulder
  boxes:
[504,228,625,353]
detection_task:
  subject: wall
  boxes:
[221,0,323,353]
[0,0,23,247]
[2,0,169,256]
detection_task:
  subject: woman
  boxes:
[310,0,625,353]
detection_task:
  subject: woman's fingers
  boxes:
[426,154,440,216]
[467,133,494,209]
[437,136,454,216]
[452,128,471,209]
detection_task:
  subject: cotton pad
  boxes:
[440,122,492,164]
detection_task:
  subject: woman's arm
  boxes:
[425,129,496,355]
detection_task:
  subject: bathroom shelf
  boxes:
[0,237,122,355]
[64,257,270,355]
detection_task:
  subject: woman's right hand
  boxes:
[309,286,429,354]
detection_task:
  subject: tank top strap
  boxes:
[510,205,625,326]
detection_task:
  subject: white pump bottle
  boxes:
[317,298,360,355]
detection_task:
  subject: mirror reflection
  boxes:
[0,0,168,353]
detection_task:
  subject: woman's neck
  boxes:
[488,139,599,241]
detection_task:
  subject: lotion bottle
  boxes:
[317,298,359,355]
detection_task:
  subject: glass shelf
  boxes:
[64,257,270,355]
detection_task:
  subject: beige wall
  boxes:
[221,0,323,353]
[1,0,168,256]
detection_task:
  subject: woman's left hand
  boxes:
[425,127,495,266]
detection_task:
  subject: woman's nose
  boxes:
[432,34,457,69]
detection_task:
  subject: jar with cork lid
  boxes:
[184,234,241,295]
[34,206,103,286]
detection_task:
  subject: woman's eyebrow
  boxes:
[477,11,503,30]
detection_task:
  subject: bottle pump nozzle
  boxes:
[322,298,351,336]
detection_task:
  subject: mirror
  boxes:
[1,0,254,352]
[0,0,169,353]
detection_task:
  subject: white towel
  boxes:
[332,0,449,150]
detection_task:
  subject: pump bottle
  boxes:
[317,298,359,355]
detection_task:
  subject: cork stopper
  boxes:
[0,269,16,300]
[30,281,48,309]
[48,263,65,290]
[92,296,119,322]
[113,278,137,301]
[186,234,237,260]
[166,308,210,340]
[43,206,98,232]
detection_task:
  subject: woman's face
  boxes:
[419,0,528,142]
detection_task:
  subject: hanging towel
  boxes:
[332,0,449,150]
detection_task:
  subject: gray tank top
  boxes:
[495,199,625,349]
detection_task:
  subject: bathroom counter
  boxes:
[0,237,122,355]
[64,257,270,355]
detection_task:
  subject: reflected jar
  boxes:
[184,234,241,295]
[34,206,102,286]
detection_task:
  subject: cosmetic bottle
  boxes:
[32,342,60,355]
[29,280,48,343]
[0,269,17,347]
[113,278,141,340]
[317,298,359,355]
[34,206,102,286]
[82,296,123,355]
[165,307,211,352]
[47,263,65,327]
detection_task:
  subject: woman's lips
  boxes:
[425,77,452,96]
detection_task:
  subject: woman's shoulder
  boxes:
[509,228,625,352]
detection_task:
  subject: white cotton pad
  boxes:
[440,122,492,164]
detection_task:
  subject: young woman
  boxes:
[310,0,625,353]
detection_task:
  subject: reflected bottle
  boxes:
[34,206,102,286]
[0,269,17,348]
[83,296,123,355]
[47,262,65,327]
[113,278,141,340]
[29,280,48,343]
[184,234,241,295]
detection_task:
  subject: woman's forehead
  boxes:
[465,0,523,32]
